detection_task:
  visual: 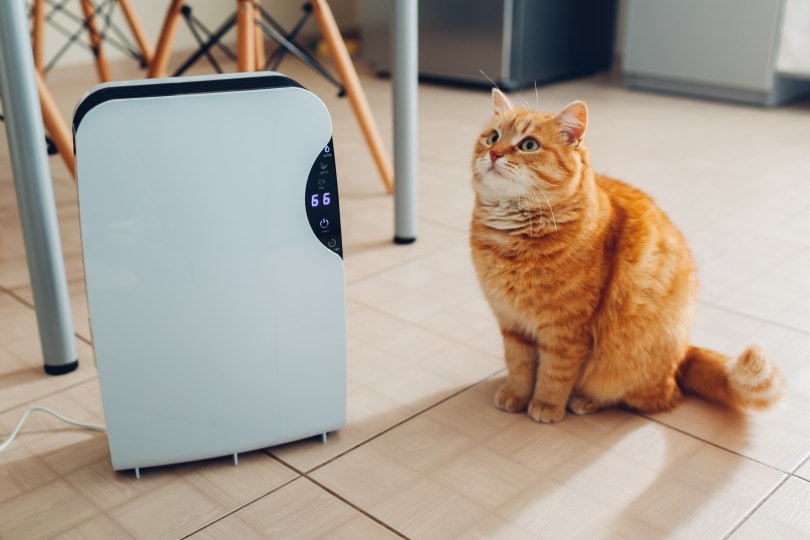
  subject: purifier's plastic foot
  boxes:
[321,433,328,443]
[134,468,141,480]
[233,453,239,466]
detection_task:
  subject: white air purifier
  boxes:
[74,72,346,474]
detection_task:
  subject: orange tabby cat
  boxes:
[470,89,783,423]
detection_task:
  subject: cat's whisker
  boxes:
[542,88,559,112]
[516,185,558,233]
[530,184,558,234]
[479,70,502,94]
[528,190,546,234]
[516,184,535,232]
[528,190,541,233]
[515,91,532,110]
[510,179,527,214]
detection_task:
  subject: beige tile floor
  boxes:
[2,50,810,538]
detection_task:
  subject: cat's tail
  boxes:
[676,345,784,409]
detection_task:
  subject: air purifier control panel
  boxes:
[305,138,342,257]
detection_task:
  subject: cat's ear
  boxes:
[555,101,588,146]
[492,88,514,115]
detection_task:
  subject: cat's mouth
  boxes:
[487,162,504,176]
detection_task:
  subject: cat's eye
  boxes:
[519,138,540,152]
[485,131,500,145]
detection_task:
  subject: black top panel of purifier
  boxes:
[73,74,304,137]
[305,138,342,258]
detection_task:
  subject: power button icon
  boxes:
[319,218,329,229]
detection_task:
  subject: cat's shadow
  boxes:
[472,375,750,536]
[584,400,750,536]
[262,374,750,535]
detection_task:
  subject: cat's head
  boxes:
[472,89,589,206]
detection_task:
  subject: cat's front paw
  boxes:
[494,385,530,413]
[568,395,603,416]
[528,399,566,423]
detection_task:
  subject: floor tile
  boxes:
[177,452,299,511]
[0,443,59,505]
[314,376,786,538]
[0,479,100,540]
[64,458,179,513]
[373,478,487,538]
[235,477,397,538]
[187,515,265,540]
[796,459,810,481]
[107,479,225,538]
[52,514,134,539]
[652,305,810,472]
[730,476,810,539]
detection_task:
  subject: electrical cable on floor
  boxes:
[0,406,106,454]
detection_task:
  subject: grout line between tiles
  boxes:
[791,452,810,476]
[721,473,790,539]
[302,477,408,539]
[177,472,302,539]
[286,369,506,477]
[0,380,96,418]
[0,284,93,347]
[697,299,810,338]
[257,370,506,538]
[642,412,798,475]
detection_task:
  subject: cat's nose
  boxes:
[490,149,503,162]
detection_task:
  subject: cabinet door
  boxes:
[623,0,783,92]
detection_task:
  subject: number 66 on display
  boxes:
[310,193,332,207]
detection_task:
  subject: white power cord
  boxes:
[0,406,106,454]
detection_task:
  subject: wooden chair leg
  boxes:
[32,0,46,75]
[80,0,111,82]
[117,0,154,66]
[36,71,75,177]
[254,2,266,71]
[148,0,185,78]
[236,0,256,72]
[310,0,394,193]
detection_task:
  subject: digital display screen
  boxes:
[310,193,332,207]
[305,139,342,257]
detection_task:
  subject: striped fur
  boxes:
[470,90,783,423]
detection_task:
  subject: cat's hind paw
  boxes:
[528,399,566,423]
[494,385,530,413]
